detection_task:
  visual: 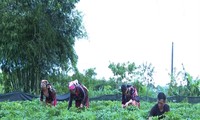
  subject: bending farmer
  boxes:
[68,80,89,110]
[121,84,140,108]
[40,80,57,106]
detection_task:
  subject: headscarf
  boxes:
[69,81,76,90]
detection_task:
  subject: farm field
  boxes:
[0,100,199,120]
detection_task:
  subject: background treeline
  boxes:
[0,60,199,98]
[0,0,199,98]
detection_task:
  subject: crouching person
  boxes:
[68,80,89,110]
[148,92,170,120]
[121,84,140,108]
[40,80,57,106]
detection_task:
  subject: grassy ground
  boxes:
[0,99,199,120]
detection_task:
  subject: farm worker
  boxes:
[121,84,140,108]
[68,80,89,110]
[40,80,57,106]
[148,92,170,119]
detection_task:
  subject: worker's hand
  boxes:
[47,84,51,89]
[148,117,152,120]
[80,104,83,108]
[125,102,129,106]
[122,104,126,108]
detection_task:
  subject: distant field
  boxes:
[0,100,199,120]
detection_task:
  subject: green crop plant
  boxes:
[0,100,199,120]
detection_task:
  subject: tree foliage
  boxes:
[108,61,154,84]
[168,65,200,96]
[0,0,86,93]
[108,61,155,97]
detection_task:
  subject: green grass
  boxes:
[0,99,199,120]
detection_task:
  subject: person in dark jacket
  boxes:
[68,80,89,110]
[121,84,140,108]
[40,80,57,106]
[148,92,170,119]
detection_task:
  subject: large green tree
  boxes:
[0,0,86,93]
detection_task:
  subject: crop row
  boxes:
[0,99,199,120]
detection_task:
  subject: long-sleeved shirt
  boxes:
[40,87,56,105]
[122,86,139,105]
[68,85,88,109]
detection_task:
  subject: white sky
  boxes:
[74,0,200,86]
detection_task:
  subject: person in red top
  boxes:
[121,84,140,108]
[68,80,89,110]
[40,80,57,106]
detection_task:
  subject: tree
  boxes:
[137,62,155,99]
[167,67,182,96]
[108,62,129,88]
[0,0,86,93]
[137,62,154,85]
[167,65,200,96]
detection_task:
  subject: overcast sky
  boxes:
[74,0,200,86]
